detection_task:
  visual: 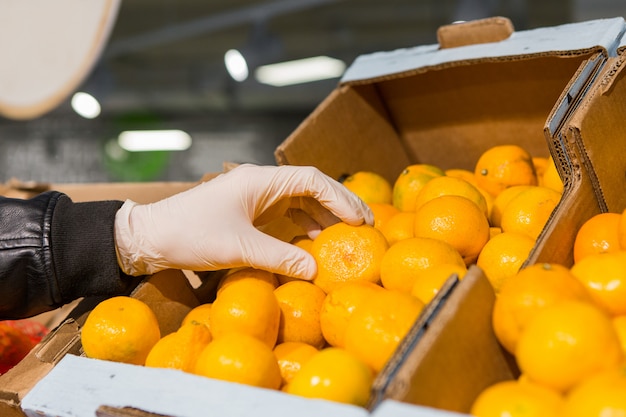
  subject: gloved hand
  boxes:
[114,164,373,280]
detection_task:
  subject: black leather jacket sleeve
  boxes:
[0,191,141,319]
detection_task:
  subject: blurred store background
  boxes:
[0,0,624,183]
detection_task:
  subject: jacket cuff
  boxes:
[51,195,142,305]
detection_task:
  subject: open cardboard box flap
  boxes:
[276,17,625,184]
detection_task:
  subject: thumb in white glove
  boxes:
[114,164,373,280]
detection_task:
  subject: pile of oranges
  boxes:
[471,210,626,416]
[80,143,578,411]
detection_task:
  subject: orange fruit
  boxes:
[194,332,282,390]
[445,169,495,217]
[413,175,489,218]
[573,212,622,263]
[81,296,161,366]
[311,222,388,293]
[286,347,374,407]
[379,211,415,246]
[570,251,626,316]
[216,267,279,297]
[500,186,561,241]
[319,280,384,348]
[210,277,281,348]
[516,300,624,393]
[474,144,538,197]
[542,156,564,194]
[273,341,319,388]
[144,321,212,373]
[492,263,591,355]
[413,195,490,265]
[619,209,626,250]
[470,379,565,417]
[274,280,327,349]
[613,315,626,354]
[368,202,400,231]
[490,185,533,228]
[392,164,445,212]
[476,232,536,293]
[344,288,424,373]
[380,236,466,293]
[532,156,549,181]
[181,303,212,328]
[563,362,626,417]
[290,235,314,253]
[341,171,393,205]
[489,226,502,239]
[445,168,478,185]
[277,236,315,285]
[410,263,467,305]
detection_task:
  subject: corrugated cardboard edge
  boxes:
[340,18,625,87]
[563,54,626,215]
[437,16,514,49]
[0,319,82,416]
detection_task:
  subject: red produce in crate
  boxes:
[0,319,49,374]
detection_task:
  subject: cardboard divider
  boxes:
[562,54,626,215]
[370,266,518,414]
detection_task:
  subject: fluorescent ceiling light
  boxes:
[71,92,101,119]
[118,130,192,152]
[224,48,249,82]
[255,56,346,87]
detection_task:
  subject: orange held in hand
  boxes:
[311,222,388,293]
[81,296,161,366]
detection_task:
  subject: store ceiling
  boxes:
[74,0,539,119]
[3,0,624,123]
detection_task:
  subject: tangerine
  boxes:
[515,300,624,393]
[311,222,388,293]
[81,296,161,366]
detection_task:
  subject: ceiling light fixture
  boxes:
[224,48,249,82]
[118,129,192,152]
[255,56,346,87]
[71,92,101,119]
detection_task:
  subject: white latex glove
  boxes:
[114,164,373,280]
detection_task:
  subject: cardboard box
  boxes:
[275,16,626,268]
[11,16,626,417]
